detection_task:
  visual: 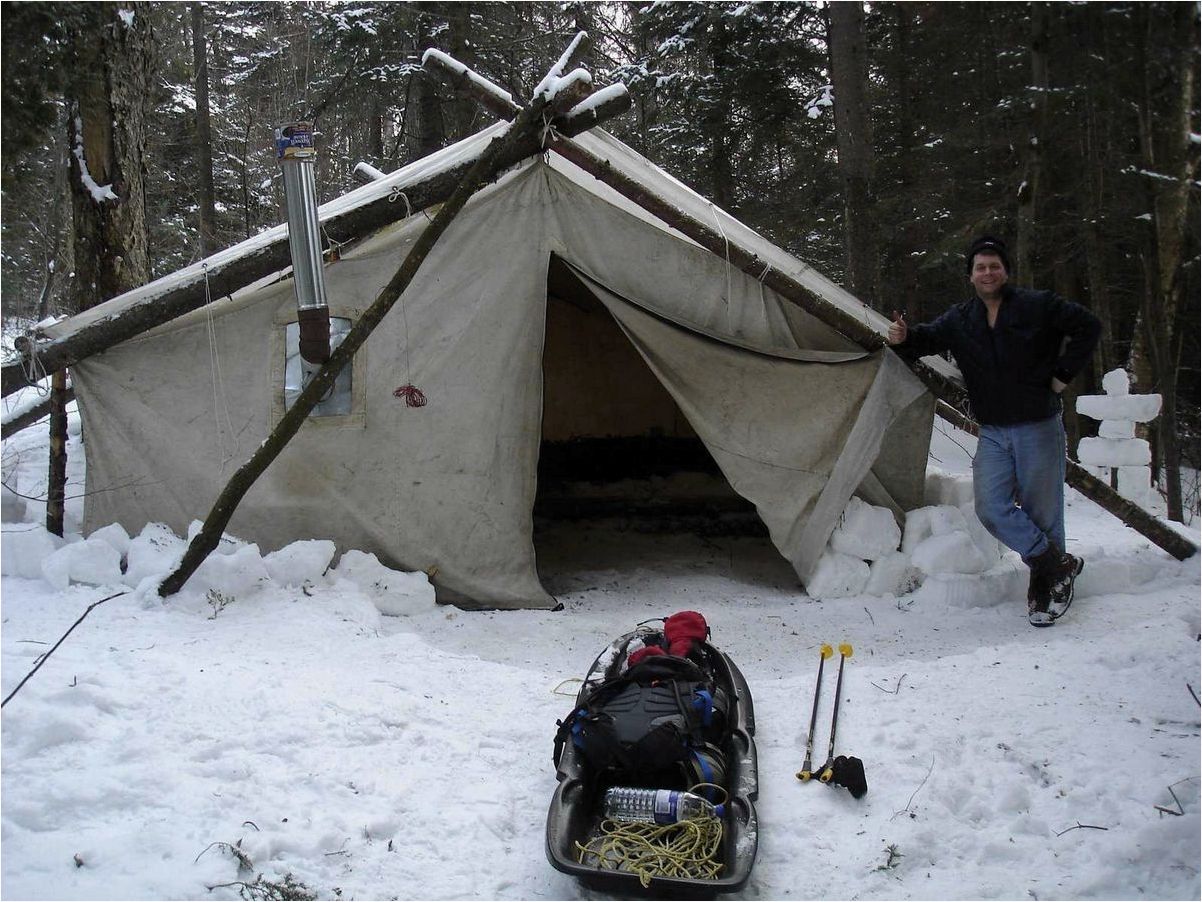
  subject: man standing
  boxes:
[887,236,1102,627]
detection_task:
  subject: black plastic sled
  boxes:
[545,616,759,897]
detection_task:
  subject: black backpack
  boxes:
[553,632,729,793]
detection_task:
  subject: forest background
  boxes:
[1,1,1198,520]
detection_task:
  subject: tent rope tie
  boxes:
[388,186,412,219]
[755,260,773,307]
[539,112,564,149]
[202,264,236,470]
[709,203,734,329]
[18,326,50,397]
[320,223,347,262]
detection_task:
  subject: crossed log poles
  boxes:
[6,33,1196,588]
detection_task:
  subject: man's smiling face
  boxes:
[970,252,1008,300]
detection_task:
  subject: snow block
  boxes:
[1116,466,1150,504]
[924,470,975,507]
[333,550,436,616]
[187,520,248,555]
[864,551,923,597]
[1078,437,1151,467]
[911,531,987,575]
[88,523,131,558]
[805,550,870,599]
[1076,394,1162,423]
[264,539,337,586]
[828,497,901,561]
[902,505,975,554]
[901,508,933,554]
[958,501,1003,566]
[1101,368,1130,396]
[1098,419,1135,440]
[40,537,123,591]
[927,505,971,537]
[123,523,186,587]
[913,558,1026,610]
[1073,555,1133,599]
[1,526,64,579]
[183,543,271,600]
[1,484,28,524]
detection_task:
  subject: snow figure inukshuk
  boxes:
[1075,368,1162,507]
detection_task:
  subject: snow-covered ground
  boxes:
[2,392,1199,901]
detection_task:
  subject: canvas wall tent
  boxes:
[48,124,940,609]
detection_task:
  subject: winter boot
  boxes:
[1027,587,1055,627]
[1047,551,1084,620]
[1026,569,1050,626]
[1027,543,1083,625]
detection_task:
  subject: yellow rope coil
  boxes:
[575,816,724,888]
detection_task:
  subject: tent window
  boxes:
[283,316,352,416]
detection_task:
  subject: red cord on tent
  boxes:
[393,384,427,407]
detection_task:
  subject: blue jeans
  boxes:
[973,415,1066,563]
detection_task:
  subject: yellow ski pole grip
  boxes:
[839,643,852,658]
[821,644,833,659]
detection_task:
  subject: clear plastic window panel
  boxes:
[284,316,352,416]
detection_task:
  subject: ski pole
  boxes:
[818,643,853,783]
[796,644,833,782]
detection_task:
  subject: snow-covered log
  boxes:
[421,48,518,119]
[353,161,387,184]
[1,388,76,440]
[558,85,633,137]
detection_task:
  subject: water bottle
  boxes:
[603,787,725,824]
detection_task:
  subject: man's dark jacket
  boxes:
[897,285,1102,426]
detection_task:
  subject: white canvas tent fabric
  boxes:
[55,127,935,609]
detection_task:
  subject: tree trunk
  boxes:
[885,4,921,323]
[1015,1,1049,280]
[703,12,735,212]
[191,2,217,257]
[53,1,154,533]
[368,94,385,162]
[46,368,69,536]
[37,119,71,321]
[827,0,878,306]
[1080,14,1116,385]
[1134,2,1197,522]
[413,11,446,159]
[65,2,154,310]
[1053,260,1085,457]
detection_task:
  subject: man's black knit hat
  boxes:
[965,235,1011,274]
